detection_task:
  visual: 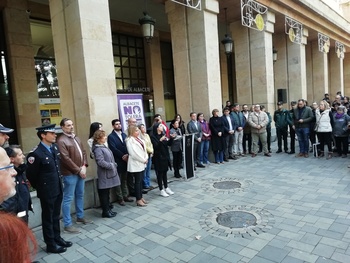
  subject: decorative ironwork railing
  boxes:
[241,0,268,31]
[171,0,201,11]
[318,33,330,53]
[285,16,303,44]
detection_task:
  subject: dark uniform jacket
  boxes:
[274,109,291,129]
[26,143,63,199]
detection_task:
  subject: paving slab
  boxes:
[31,142,350,262]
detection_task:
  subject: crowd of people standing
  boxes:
[1,91,350,259]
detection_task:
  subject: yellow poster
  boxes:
[39,104,61,126]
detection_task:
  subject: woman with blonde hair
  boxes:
[125,125,149,206]
[314,100,334,159]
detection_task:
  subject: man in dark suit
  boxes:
[222,107,237,161]
[108,119,133,204]
[26,124,72,254]
[187,112,204,168]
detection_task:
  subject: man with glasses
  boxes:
[0,147,17,204]
[0,123,14,147]
[26,124,72,253]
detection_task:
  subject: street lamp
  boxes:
[139,1,156,44]
[221,8,233,56]
[273,47,278,62]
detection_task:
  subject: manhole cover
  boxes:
[216,211,257,228]
[213,181,241,189]
[199,205,275,238]
[201,178,251,194]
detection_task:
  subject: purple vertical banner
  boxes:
[117,94,145,132]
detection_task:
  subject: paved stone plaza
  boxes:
[33,145,350,263]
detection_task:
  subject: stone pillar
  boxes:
[232,21,252,105]
[49,0,117,139]
[165,0,222,121]
[311,41,329,101]
[329,50,344,98]
[286,28,308,101]
[3,0,40,152]
[273,33,288,103]
[144,31,165,118]
[249,12,275,113]
[344,54,350,95]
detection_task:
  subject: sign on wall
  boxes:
[117,94,146,132]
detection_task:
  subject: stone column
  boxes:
[232,21,252,105]
[144,31,165,118]
[286,28,308,101]
[165,0,222,121]
[329,50,344,98]
[344,54,350,95]
[311,41,329,100]
[3,0,40,152]
[248,11,275,113]
[273,33,288,103]
[49,0,117,138]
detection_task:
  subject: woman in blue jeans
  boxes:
[198,113,211,165]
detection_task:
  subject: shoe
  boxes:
[46,244,67,254]
[342,154,347,158]
[55,237,72,248]
[284,150,288,153]
[136,201,147,207]
[141,198,148,204]
[64,225,81,234]
[165,187,174,195]
[194,167,197,171]
[288,151,295,154]
[197,164,205,168]
[102,211,116,218]
[258,150,262,153]
[109,209,117,216]
[276,150,282,153]
[76,218,93,224]
[296,153,304,157]
[206,161,211,164]
[142,190,148,194]
[174,174,182,178]
[240,153,245,157]
[118,200,125,206]
[228,156,235,159]
[264,153,271,157]
[160,189,169,197]
[224,159,229,162]
[251,153,256,157]
[326,153,333,160]
[215,162,220,164]
[220,162,225,164]
[304,154,309,158]
[123,196,133,202]
[318,152,324,158]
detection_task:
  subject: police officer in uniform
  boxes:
[26,124,72,254]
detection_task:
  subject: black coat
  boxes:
[151,133,172,172]
[26,143,63,199]
[209,116,225,151]
[0,164,33,222]
[108,130,128,173]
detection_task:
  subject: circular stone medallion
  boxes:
[201,178,252,194]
